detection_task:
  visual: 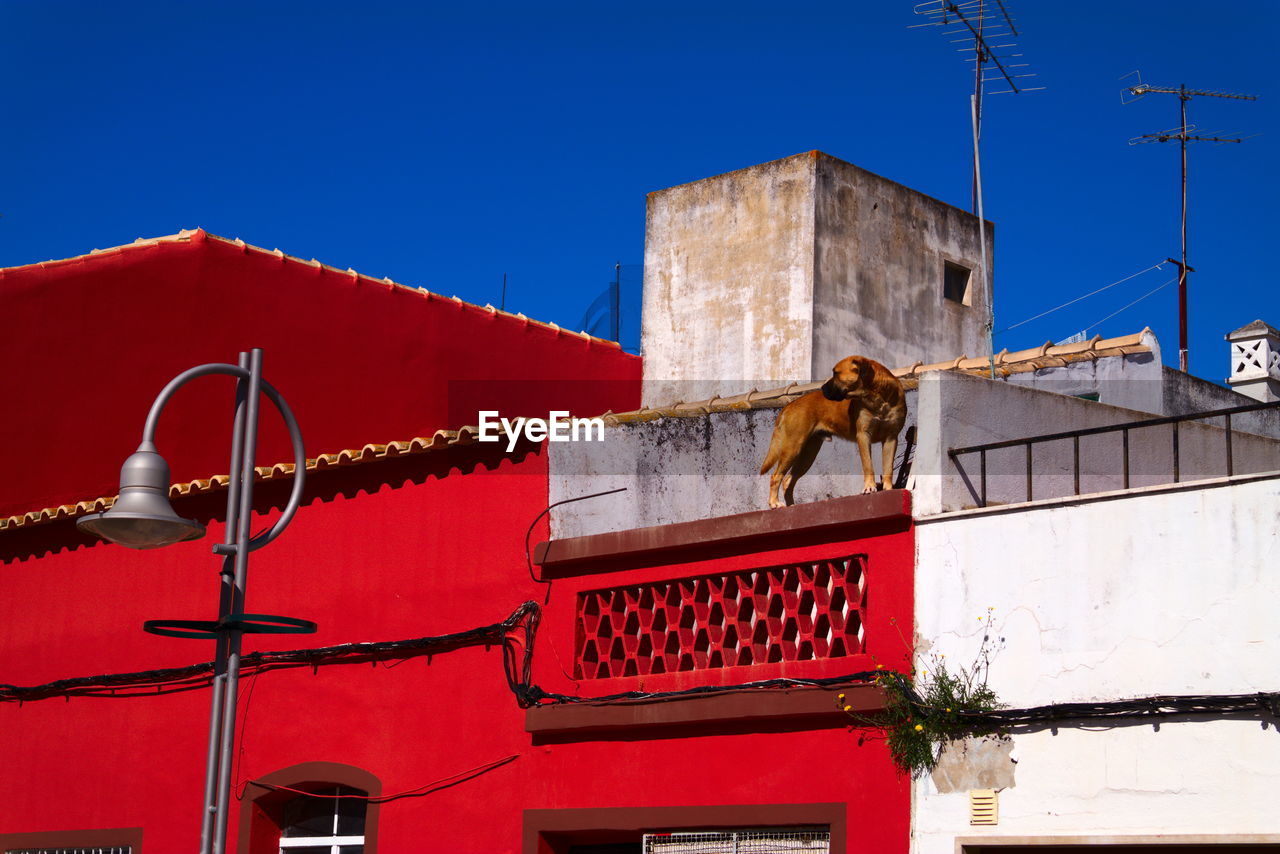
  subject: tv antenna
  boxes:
[913,0,1043,376]
[1123,72,1259,373]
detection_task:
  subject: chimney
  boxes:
[1226,320,1280,403]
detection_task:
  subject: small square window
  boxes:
[944,262,971,304]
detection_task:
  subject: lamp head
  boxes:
[76,448,205,549]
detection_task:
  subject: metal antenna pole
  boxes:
[612,262,621,343]
[1179,87,1189,372]
[1124,76,1258,373]
[913,0,1041,377]
[972,94,994,378]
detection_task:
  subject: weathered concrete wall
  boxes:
[1161,365,1280,438]
[811,154,990,378]
[547,399,920,540]
[641,151,990,406]
[912,370,1280,515]
[641,153,817,406]
[912,476,1280,851]
[550,358,1280,538]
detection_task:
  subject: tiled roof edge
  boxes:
[2,229,627,351]
[602,330,1153,425]
[0,426,489,533]
[0,329,1152,535]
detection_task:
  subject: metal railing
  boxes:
[948,399,1280,507]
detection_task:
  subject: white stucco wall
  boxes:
[912,475,1280,851]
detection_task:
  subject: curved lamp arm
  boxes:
[139,362,306,552]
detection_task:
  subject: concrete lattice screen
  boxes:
[575,556,866,679]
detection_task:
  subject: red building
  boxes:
[1,230,911,853]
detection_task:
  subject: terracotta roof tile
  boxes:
[2,229,624,350]
[0,428,486,533]
[601,329,1153,426]
[0,329,1153,534]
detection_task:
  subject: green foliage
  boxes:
[839,611,1007,778]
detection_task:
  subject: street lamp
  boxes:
[77,348,315,854]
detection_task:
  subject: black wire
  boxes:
[8,597,1277,729]
[523,487,627,585]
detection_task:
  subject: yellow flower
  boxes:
[843,705,853,712]
[875,663,885,670]
[914,724,924,732]
[837,693,845,701]
[945,708,952,713]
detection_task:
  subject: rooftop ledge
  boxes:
[534,489,912,578]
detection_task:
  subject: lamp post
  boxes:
[77,348,315,854]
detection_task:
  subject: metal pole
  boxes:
[212,348,264,854]
[972,93,995,378]
[1178,86,1190,373]
[198,352,249,854]
[611,262,621,343]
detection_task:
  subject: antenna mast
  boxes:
[1124,74,1258,373]
[913,0,1043,377]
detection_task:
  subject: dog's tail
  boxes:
[759,428,783,475]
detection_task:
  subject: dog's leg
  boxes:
[880,434,898,491]
[768,447,798,510]
[782,436,823,507]
[856,432,877,494]
[768,466,786,509]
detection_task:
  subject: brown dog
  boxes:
[760,355,907,508]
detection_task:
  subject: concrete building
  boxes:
[642,151,993,405]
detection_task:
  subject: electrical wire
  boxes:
[241,754,519,803]
[1,602,540,704]
[996,262,1166,335]
[524,487,627,586]
[7,599,1277,730]
[1081,278,1176,333]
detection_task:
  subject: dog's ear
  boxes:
[856,357,875,387]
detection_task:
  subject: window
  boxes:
[944,261,971,304]
[239,762,380,854]
[643,828,829,853]
[277,785,367,854]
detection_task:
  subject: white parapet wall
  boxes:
[912,370,1280,516]
[912,475,1280,851]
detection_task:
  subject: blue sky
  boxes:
[4,1,1276,378]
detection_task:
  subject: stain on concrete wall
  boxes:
[930,735,1017,793]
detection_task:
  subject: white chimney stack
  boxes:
[1226,320,1280,403]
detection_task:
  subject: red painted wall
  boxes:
[2,233,910,852]
[0,446,913,853]
[0,230,640,519]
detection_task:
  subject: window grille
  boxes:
[7,849,131,854]
[577,556,866,679]
[278,784,366,854]
[643,828,830,853]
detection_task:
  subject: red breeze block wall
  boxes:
[522,492,916,854]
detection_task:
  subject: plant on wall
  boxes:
[839,609,1007,778]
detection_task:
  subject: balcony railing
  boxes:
[948,399,1280,507]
